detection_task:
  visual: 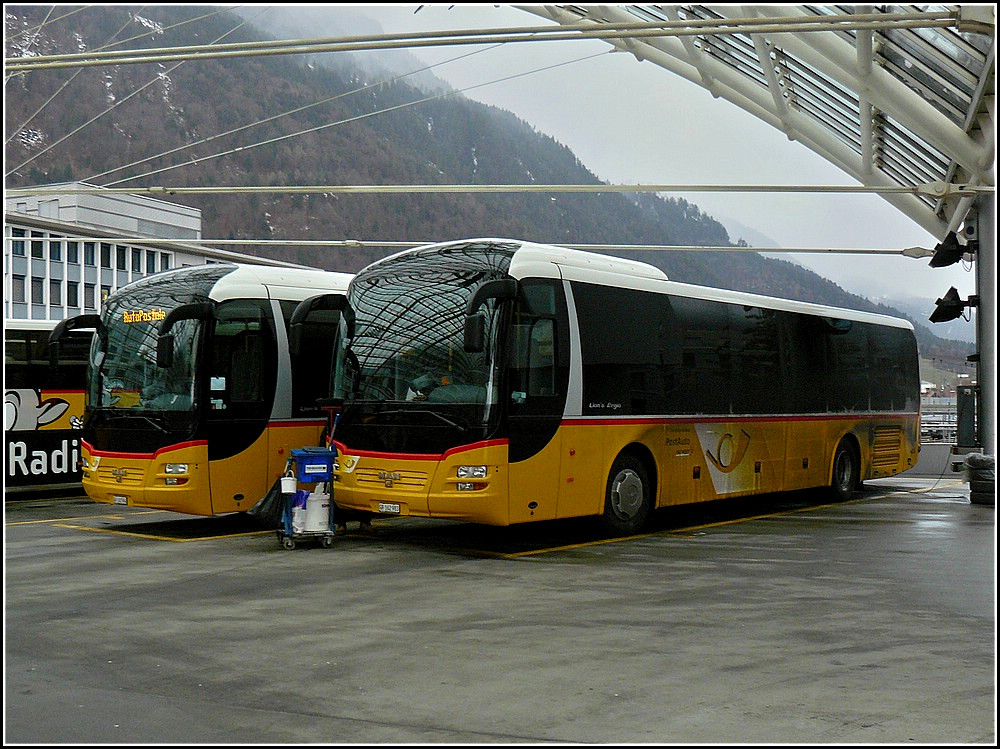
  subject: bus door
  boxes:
[505,281,569,523]
[204,301,277,514]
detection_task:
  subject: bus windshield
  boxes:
[91,305,200,413]
[332,242,516,450]
[87,265,234,418]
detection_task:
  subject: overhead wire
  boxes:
[4,11,960,72]
[18,5,57,51]
[5,6,150,147]
[4,5,91,43]
[9,4,610,191]
[90,40,508,185]
[2,6,240,87]
[8,7,972,194]
[6,7,271,177]
[94,48,612,187]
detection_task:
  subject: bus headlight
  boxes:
[456,465,488,491]
[164,463,189,474]
[457,465,487,479]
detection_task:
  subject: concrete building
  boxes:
[4,181,305,321]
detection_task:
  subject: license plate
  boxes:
[378,502,400,514]
[113,495,128,505]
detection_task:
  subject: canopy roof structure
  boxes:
[521,4,994,241]
[522,4,995,453]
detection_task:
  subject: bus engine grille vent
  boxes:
[355,468,428,489]
[96,466,144,485]
[872,426,903,467]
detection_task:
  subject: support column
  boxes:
[974,195,995,455]
[966,195,996,506]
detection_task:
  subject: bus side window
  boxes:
[209,302,273,414]
[527,319,555,396]
[279,299,340,417]
[229,331,262,402]
[513,318,556,398]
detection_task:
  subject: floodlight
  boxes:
[929,232,968,268]
[929,287,970,323]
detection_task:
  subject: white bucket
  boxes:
[280,475,297,494]
[304,492,331,532]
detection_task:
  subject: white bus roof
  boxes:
[494,238,913,332]
[137,263,353,304]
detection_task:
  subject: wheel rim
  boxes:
[610,468,645,520]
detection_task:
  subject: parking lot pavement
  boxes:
[4,478,995,744]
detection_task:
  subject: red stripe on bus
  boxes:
[563,413,918,427]
[82,439,209,460]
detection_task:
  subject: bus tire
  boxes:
[601,453,652,536]
[829,439,859,502]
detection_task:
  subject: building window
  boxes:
[31,277,44,305]
[101,285,111,304]
[31,231,44,258]
[11,228,26,256]
[67,282,79,308]
[84,283,95,310]
[39,198,59,218]
[12,275,26,303]
[49,238,62,261]
[100,243,112,268]
[146,250,156,273]
[116,245,127,269]
[161,253,170,271]
[67,241,79,264]
[84,242,96,266]
[49,278,62,305]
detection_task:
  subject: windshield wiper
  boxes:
[377,408,466,433]
[97,410,169,434]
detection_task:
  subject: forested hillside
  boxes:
[4,5,973,368]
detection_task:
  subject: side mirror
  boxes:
[463,278,517,353]
[157,301,214,368]
[48,313,101,368]
[289,293,354,357]
[157,334,175,369]
[464,313,486,353]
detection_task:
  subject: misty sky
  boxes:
[326,4,980,327]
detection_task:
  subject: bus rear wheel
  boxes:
[602,453,652,536]
[829,440,859,502]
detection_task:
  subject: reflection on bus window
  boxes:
[95,316,198,411]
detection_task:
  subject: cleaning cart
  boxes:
[276,446,338,549]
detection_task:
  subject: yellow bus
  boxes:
[306,238,920,535]
[54,263,352,516]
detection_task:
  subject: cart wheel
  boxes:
[321,535,334,548]
[282,537,296,550]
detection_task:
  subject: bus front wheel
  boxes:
[602,453,652,536]
[829,440,859,502]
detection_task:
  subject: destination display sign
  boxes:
[122,307,166,324]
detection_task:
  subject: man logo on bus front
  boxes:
[378,471,401,487]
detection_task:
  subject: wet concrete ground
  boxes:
[4,477,995,744]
